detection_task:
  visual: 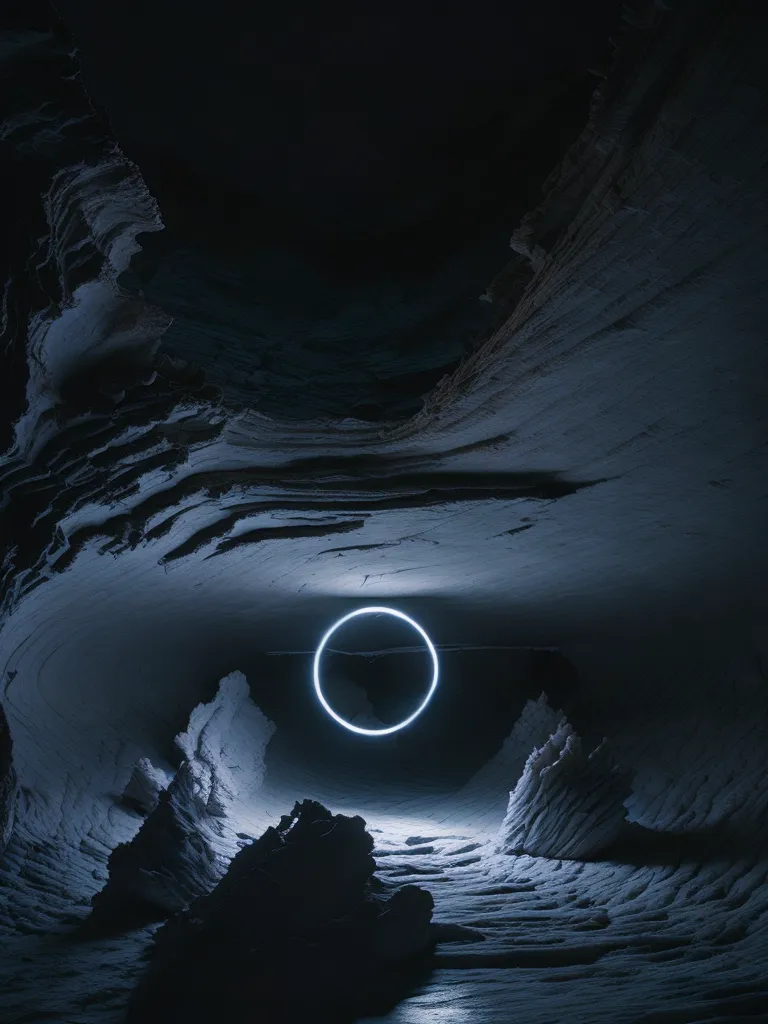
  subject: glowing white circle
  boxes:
[313,606,439,736]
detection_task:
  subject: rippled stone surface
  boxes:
[0,702,17,852]
[495,721,632,860]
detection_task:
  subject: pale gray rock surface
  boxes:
[90,672,275,920]
[121,757,171,815]
[495,721,632,860]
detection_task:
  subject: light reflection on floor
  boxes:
[357,988,476,1024]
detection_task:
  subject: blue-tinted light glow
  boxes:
[313,605,439,736]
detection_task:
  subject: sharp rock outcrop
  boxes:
[121,757,172,815]
[455,692,564,829]
[90,671,275,921]
[126,799,435,1023]
[495,720,632,860]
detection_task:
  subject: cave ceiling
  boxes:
[0,0,766,656]
[56,0,620,420]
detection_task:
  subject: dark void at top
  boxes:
[60,0,621,421]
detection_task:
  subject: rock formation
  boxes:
[0,4,171,456]
[127,799,435,1023]
[495,720,632,860]
[90,672,274,921]
[121,757,171,815]
[455,692,564,829]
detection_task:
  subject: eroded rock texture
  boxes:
[91,672,274,921]
[496,720,632,860]
[454,692,564,830]
[121,757,171,815]
[0,3,170,455]
[0,702,17,852]
[127,799,435,1023]
[1,2,768,1023]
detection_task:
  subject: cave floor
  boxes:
[2,796,768,1024]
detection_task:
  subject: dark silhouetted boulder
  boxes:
[126,799,435,1023]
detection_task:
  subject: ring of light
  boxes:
[313,606,439,736]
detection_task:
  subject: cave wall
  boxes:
[0,1,170,457]
[0,0,765,864]
[1,1,768,1021]
[0,702,17,852]
[1,0,765,668]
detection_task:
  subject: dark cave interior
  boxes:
[62,0,620,421]
[1,1,768,1022]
